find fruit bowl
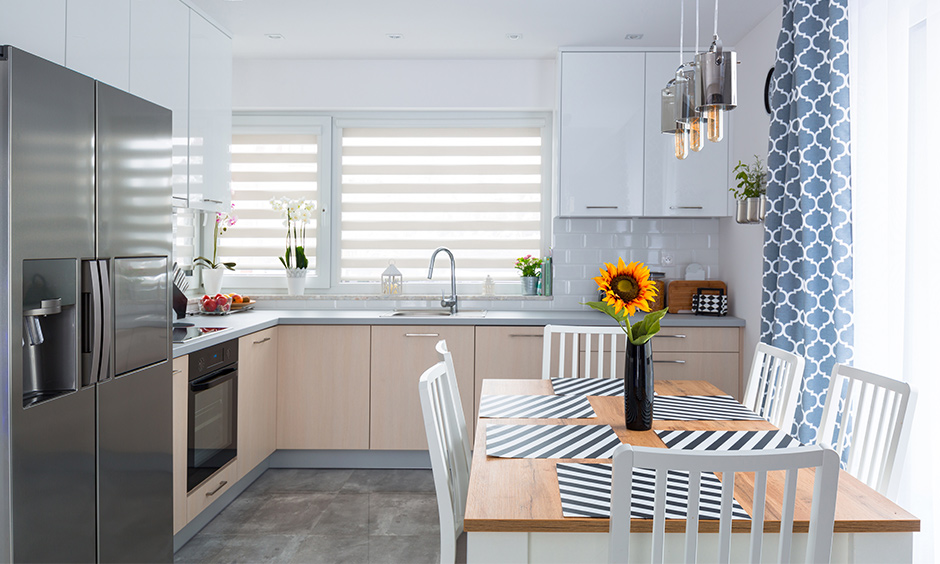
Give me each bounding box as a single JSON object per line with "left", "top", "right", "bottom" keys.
{"left": 200, "top": 293, "right": 232, "bottom": 314}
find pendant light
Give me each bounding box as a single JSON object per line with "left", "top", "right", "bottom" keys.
{"left": 688, "top": 0, "right": 706, "bottom": 152}
{"left": 695, "top": 0, "right": 737, "bottom": 142}
{"left": 672, "top": 0, "right": 691, "bottom": 160}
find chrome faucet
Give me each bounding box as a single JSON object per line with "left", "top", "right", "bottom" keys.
{"left": 427, "top": 247, "right": 458, "bottom": 314}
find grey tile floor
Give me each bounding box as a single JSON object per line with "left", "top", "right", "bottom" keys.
{"left": 175, "top": 468, "right": 466, "bottom": 564}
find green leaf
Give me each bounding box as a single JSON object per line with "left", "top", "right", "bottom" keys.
{"left": 627, "top": 308, "right": 669, "bottom": 345}
{"left": 278, "top": 255, "right": 288, "bottom": 269}
{"left": 295, "top": 246, "right": 308, "bottom": 269}
{"left": 222, "top": 262, "right": 236, "bottom": 271}
{"left": 193, "top": 256, "right": 213, "bottom": 268}
{"left": 583, "top": 301, "right": 629, "bottom": 324}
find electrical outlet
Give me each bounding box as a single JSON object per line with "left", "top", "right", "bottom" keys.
{"left": 661, "top": 252, "right": 675, "bottom": 265}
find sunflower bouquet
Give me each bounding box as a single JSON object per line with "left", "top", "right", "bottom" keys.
{"left": 585, "top": 258, "right": 668, "bottom": 345}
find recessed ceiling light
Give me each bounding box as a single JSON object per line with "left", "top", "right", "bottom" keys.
{"left": 386, "top": 34, "right": 403, "bottom": 40}
{"left": 506, "top": 33, "right": 523, "bottom": 41}
{"left": 265, "top": 33, "right": 284, "bottom": 40}
{"left": 624, "top": 33, "right": 644, "bottom": 40}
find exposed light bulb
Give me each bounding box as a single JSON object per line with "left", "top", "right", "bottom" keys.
{"left": 705, "top": 106, "right": 724, "bottom": 142}
{"left": 674, "top": 127, "right": 690, "bottom": 160}
{"left": 689, "top": 117, "right": 705, "bottom": 152}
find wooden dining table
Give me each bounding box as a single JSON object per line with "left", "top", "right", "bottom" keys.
{"left": 464, "top": 379, "right": 920, "bottom": 564}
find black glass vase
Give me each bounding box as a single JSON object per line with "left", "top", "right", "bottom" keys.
{"left": 624, "top": 340, "right": 654, "bottom": 431}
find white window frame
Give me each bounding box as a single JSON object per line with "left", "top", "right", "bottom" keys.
{"left": 329, "top": 111, "right": 553, "bottom": 294}
{"left": 221, "top": 112, "right": 333, "bottom": 290}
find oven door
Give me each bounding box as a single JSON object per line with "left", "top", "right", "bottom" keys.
{"left": 187, "top": 366, "right": 238, "bottom": 492}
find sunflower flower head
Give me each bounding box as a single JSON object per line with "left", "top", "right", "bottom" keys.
{"left": 593, "top": 258, "right": 658, "bottom": 317}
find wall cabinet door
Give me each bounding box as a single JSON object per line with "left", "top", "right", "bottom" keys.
{"left": 277, "top": 326, "right": 371, "bottom": 449}
{"left": 188, "top": 12, "right": 232, "bottom": 212}
{"left": 65, "top": 0, "right": 130, "bottom": 90}
{"left": 172, "top": 355, "right": 188, "bottom": 534}
{"left": 557, "top": 51, "right": 646, "bottom": 217}
{"left": 129, "top": 0, "right": 190, "bottom": 206}
{"left": 0, "top": 0, "right": 67, "bottom": 65}
{"left": 237, "top": 327, "right": 278, "bottom": 480}
{"left": 370, "top": 326, "right": 474, "bottom": 450}
{"left": 643, "top": 52, "right": 730, "bottom": 217}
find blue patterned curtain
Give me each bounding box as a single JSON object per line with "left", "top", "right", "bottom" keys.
{"left": 762, "top": 0, "right": 853, "bottom": 443}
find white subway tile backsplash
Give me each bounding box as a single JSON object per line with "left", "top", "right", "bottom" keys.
{"left": 585, "top": 234, "right": 615, "bottom": 249}
{"left": 631, "top": 218, "right": 662, "bottom": 234}
{"left": 599, "top": 218, "right": 631, "bottom": 233}
{"left": 646, "top": 234, "right": 678, "bottom": 250}
{"left": 693, "top": 218, "right": 720, "bottom": 234}
{"left": 663, "top": 218, "right": 695, "bottom": 233}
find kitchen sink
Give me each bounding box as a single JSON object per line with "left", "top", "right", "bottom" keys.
{"left": 381, "top": 309, "right": 487, "bottom": 318}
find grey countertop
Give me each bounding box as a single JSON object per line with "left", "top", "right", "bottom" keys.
{"left": 172, "top": 308, "right": 745, "bottom": 358}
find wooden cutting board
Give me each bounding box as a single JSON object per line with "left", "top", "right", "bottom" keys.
{"left": 666, "top": 280, "right": 727, "bottom": 314}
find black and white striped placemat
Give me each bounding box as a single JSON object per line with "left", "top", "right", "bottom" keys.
{"left": 479, "top": 394, "right": 597, "bottom": 419}
{"left": 551, "top": 377, "right": 624, "bottom": 397}
{"left": 656, "top": 429, "right": 801, "bottom": 451}
{"left": 485, "top": 424, "right": 621, "bottom": 459}
{"left": 557, "top": 462, "right": 751, "bottom": 519}
{"left": 653, "top": 395, "right": 764, "bottom": 421}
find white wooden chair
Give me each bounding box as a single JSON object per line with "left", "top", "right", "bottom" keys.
{"left": 817, "top": 363, "right": 915, "bottom": 499}
{"left": 742, "top": 342, "right": 806, "bottom": 433}
{"left": 608, "top": 444, "right": 840, "bottom": 564}
{"left": 418, "top": 340, "right": 472, "bottom": 564}
{"left": 542, "top": 325, "right": 627, "bottom": 379}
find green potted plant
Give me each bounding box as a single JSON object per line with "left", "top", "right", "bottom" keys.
{"left": 515, "top": 254, "right": 541, "bottom": 296}
{"left": 731, "top": 155, "right": 767, "bottom": 224}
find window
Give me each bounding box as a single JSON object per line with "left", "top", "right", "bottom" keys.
{"left": 222, "top": 112, "right": 550, "bottom": 292}
{"left": 220, "top": 115, "right": 331, "bottom": 288}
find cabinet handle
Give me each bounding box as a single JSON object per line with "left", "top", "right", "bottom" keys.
{"left": 510, "top": 334, "right": 542, "bottom": 338}
{"left": 670, "top": 206, "right": 704, "bottom": 210}
{"left": 206, "top": 480, "right": 228, "bottom": 496}
{"left": 585, "top": 206, "right": 618, "bottom": 209}
{"left": 405, "top": 333, "right": 440, "bottom": 338}
{"left": 172, "top": 369, "right": 182, "bottom": 375}
{"left": 203, "top": 198, "right": 224, "bottom": 204}
{"left": 658, "top": 334, "right": 687, "bottom": 339}
{"left": 653, "top": 360, "right": 687, "bottom": 364}
{"left": 253, "top": 337, "right": 271, "bottom": 345}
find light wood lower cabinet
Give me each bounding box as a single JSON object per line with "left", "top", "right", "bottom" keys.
{"left": 186, "top": 459, "right": 237, "bottom": 523}
{"left": 172, "top": 355, "right": 188, "bottom": 535}
{"left": 277, "top": 326, "right": 371, "bottom": 449}
{"left": 370, "top": 325, "right": 474, "bottom": 450}
{"left": 473, "top": 326, "right": 544, "bottom": 424}
{"left": 237, "top": 327, "right": 278, "bottom": 480}
{"left": 652, "top": 327, "right": 742, "bottom": 399}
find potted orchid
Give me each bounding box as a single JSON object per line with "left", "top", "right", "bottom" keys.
{"left": 271, "top": 197, "right": 316, "bottom": 295}
{"left": 194, "top": 204, "right": 237, "bottom": 295}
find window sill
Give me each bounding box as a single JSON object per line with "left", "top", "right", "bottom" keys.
{"left": 229, "top": 293, "right": 554, "bottom": 302}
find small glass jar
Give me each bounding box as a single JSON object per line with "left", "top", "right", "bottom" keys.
{"left": 650, "top": 272, "right": 667, "bottom": 311}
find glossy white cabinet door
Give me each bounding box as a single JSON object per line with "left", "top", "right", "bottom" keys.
{"left": 129, "top": 0, "right": 190, "bottom": 206}
{"left": 188, "top": 12, "right": 232, "bottom": 213}
{"left": 65, "top": 0, "right": 130, "bottom": 90}
{"left": 558, "top": 52, "right": 645, "bottom": 217}
{"left": 643, "top": 52, "right": 730, "bottom": 217}
{"left": 0, "top": 0, "right": 67, "bottom": 65}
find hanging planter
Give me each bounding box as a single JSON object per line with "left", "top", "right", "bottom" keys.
{"left": 731, "top": 156, "right": 767, "bottom": 224}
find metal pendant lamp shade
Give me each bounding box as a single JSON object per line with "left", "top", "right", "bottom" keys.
{"left": 696, "top": 37, "right": 737, "bottom": 110}
{"left": 660, "top": 79, "right": 679, "bottom": 134}
{"left": 675, "top": 63, "right": 697, "bottom": 125}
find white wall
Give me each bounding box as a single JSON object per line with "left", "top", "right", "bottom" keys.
{"left": 233, "top": 58, "right": 555, "bottom": 110}
{"left": 719, "top": 5, "right": 782, "bottom": 369}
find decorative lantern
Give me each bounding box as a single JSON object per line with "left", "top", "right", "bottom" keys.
{"left": 381, "top": 260, "right": 402, "bottom": 295}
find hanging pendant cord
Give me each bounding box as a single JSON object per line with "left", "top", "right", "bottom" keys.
{"left": 713, "top": 0, "right": 719, "bottom": 36}
{"left": 679, "top": 0, "right": 685, "bottom": 65}
{"left": 696, "top": 0, "right": 700, "bottom": 52}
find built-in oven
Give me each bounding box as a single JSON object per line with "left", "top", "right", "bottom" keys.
{"left": 187, "top": 339, "right": 238, "bottom": 492}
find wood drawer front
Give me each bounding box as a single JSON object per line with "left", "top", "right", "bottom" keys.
{"left": 652, "top": 327, "right": 739, "bottom": 353}
{"left": 474, "top": 327, "right": 545, "bottom": 436}
{"left": 186, "top": 459, "right": 237, "bottom": 523}
{"left": 651, "top": 352, "right": 741, "bottom": 399}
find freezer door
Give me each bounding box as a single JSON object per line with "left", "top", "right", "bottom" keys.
{"left": 112, "top": 256, "right": 169, "bottom": 376}
{"left": 97, "top": 361, "right": 173, "bottom": 563}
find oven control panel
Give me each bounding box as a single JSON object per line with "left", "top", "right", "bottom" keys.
{"left": 190, "top": 338, "right": 238, "bottom": 379}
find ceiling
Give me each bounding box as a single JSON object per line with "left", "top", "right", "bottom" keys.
{"left": 187, "top": 0, "right": 781, "bottom": 60}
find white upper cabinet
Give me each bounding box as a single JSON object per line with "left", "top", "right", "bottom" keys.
{"left": 0, "top": 0, "right": 67, "bottom": 64}
{"left": 643, "top": 52, "right": 729, "bottom": 217}
{"left": 188, "top": 12, "right": 232, "bottom": 213}
{"left": 129, "top": 0, "right": 190, "bottom": 205}
{"left": 557, "top": 52, "right": 646, "bottom": 217}
{"left": 65, "top": 0, "right": 130, "bottom": 90}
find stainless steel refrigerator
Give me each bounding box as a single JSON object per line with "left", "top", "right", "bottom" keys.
{"left": 0, "top": 47, "right": 173, "bottom": 562}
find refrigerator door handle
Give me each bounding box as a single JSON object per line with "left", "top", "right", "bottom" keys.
{"left": 97, "top": 260, "right": 112, "bottom": 383}
{"left": 82, "top": 260, "right": 103, "bottom": 388}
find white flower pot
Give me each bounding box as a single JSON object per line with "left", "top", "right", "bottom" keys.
{"left": 203, "top": 267, "right": 225, "bottom": 295}
{"left": 285, "top": 268, "right": 308, "bottom": 296}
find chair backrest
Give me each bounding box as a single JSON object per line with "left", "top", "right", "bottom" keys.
{"left": 418, "top": 340, "right": 472, "bottom": 564}
{"left": 608, "top": 444, "right": 840, "bottom": 564}
{"left": 817, "top": 363, "right": 915, "bottom": 499}
{"left": 542, "top": 325, "right": 627, "bottom": 379}
{"left": 742, "top": 342, "right": 806, "bottom": 432}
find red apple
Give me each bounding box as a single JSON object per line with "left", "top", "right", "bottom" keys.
{"left": 216, "top": 295, "right": 229, "bottom": 307}
{"left": 202, "top": 297, "right": 218, "bottom": 312}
